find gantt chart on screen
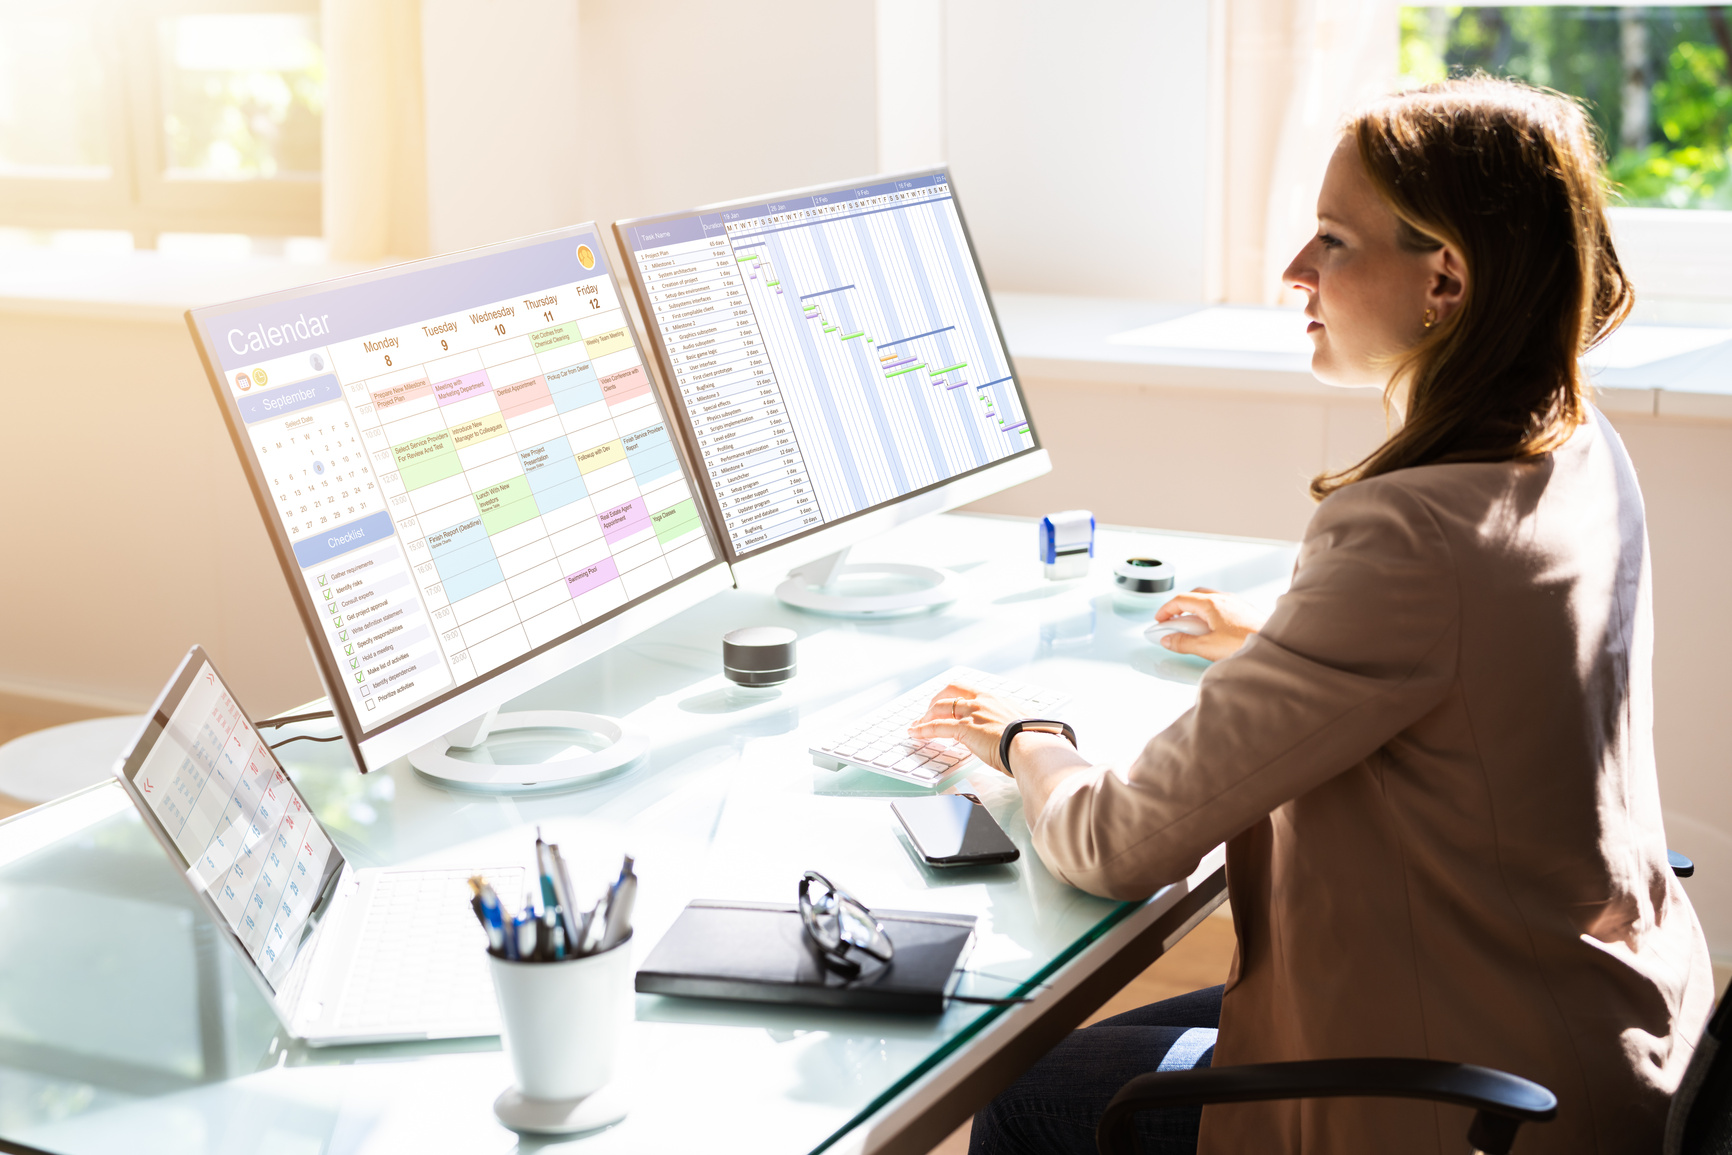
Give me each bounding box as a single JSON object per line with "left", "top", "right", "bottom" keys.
{"left": 199, "top": 236, "right": 713, "bottom": 730}
{"left": 623, "top": 174, "right": 1031, "bottom": 557}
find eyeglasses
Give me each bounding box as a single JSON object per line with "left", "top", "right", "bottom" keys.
{"left": 798, "top": 870, "right": 894, "bottom": 978}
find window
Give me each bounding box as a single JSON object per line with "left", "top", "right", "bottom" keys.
{"left": 1400, "top": 4, "right": 1732, "bottom": 210}
{"left": 0, "top": 0, "right": 322, "bottom": 246}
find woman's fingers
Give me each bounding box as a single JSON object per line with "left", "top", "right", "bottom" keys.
{"left": 916, "top": 683, "right": 982, "bottom": 725}
{"left": 908, "top": 715, "right": 1006, "bottom": 772}
{"left": 1160, "top": 629, "right": 1208, "bottom": 656}
{"left": 908, "top": 716, "right": 967, "bottom": 740}
{"left": 1155, "top": 593, "right": 1221, "bottom": 626}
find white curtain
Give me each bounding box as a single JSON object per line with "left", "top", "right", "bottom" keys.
{"left": 321, "top": 0, "right": 430, "bottom": 261}
{"left": 1220, "top": 0, "right": 1398, "bottom": 304}
{"left": 1260, "top": 0, "right": 1399, "bottom": 303}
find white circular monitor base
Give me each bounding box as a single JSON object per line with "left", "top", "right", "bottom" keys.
{"left": 493, "top": 1082, "right": 628, "bottom": 1135}
{"left": 407, "top": 711, "right": 646, "bottom": 792}
{"left": 775, "top": 562, "right": 961, "bottom": 618}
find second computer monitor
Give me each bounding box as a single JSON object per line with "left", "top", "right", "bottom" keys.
{"left": 615, "top": 168, "right": 1048, "bottom": 597}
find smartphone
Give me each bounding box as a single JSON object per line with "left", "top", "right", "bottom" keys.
{"left": 891, "top": 794, "right": 1021, "bottom": 867}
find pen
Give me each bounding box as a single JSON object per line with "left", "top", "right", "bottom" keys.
{"left": 600, "top": 854, "right": 637, "bottom": 950}
{"left": 548, "top": 843, "right": 577, "bottom": 943}
{"left": 534, "top": 827, "right": 560, "bottom": 913}
{"left": 579, "top": 897, "right": 604, "bottom": 954}
{"left": 470, "top": 876, "right": 507, "bottom": 956}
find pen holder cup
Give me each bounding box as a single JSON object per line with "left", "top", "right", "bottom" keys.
{"left": 489, "top": 934, "right": 633, "bottom": 1103}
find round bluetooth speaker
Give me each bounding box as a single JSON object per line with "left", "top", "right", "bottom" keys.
{"left": 1113, "top": 557, "right": 1176, "bottom": 596}
{"left": 722, "top": 627, "right": 798, "bottom": 687}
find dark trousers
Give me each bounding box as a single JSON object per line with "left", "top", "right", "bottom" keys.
{"left": 968, "top": 984, "right": 1223, "bottom": 1155}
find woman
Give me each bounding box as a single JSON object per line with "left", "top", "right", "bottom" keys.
{"left": 913, "top": 77, "right": 1713, "bottom": 1154}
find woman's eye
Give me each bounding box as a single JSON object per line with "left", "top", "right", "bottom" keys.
{"left": 1318, "top": 232, "right": 1342, "bottom": 249}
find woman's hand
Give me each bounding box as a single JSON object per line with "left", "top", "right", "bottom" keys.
{"left": 907, "top": 681, "right": 1023, "bottom": 775}
{"left": 1155, "top": 587, "right": 1269, "bottom": 662}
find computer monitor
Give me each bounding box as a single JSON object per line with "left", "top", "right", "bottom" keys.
{"left": 614, "top": 168, "right": 1050, "bottom": 615}
{"left": 186, "top": 224, "right": 732, "bottom": 787}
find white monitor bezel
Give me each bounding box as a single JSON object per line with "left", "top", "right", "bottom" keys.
{"left": 186, "top": 223, "right": 733, "bottom": 773}
{"left": 613, "top": 167, "right": 1050, "bottom": 585}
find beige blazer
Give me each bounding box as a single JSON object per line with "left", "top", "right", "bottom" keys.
{"left": 1032, "top": 409, "right": 1713, "bottom": 1153}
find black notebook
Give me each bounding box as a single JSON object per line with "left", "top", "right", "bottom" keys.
{"left": 635, "top": 899, "right": 977, "bottom": 1015}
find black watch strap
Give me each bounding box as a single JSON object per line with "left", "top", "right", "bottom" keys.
{"left": 999, "top": 718, "right": 1078, "bottom": 777}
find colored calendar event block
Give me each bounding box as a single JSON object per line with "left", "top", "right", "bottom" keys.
{"left": 584, "top": 326, "right": 633, "bottom": 360}
{"left": 391, "top": 429, "right": 463, "bottom": 489}
{"left": 476, "top": 477, "right": 540, "bottom": 535}
{"left": 427, "top": 516, "right": 504, "bottom": 603}
{"left": 450, "top": 413, "right": 507, "bottom": 450}
{"left": 600, "top": 364, "right": 650, "bottom": 404}
{"left": 370, "top": 377, "right": 432, "bottom": 414}
{"left": 623, "top": 422, "right": 679, "bottom": 484}
{"left": 565, "top": 557, "right": 619, "bottom": 598}
{"left": 532, "top": 322, "right": 582, "bottom": 355}
{"left": 576, "top": 438, "right": 626, "bottom": 473}
{"left": 652, "top": 499, "right": 701, "bottom": 545}
{"left": 546, "top": 362, "right": 601, "bottom": 412}
{"left": 518, "top": 437, "right": 588, "bottom": 511}
{"left": 599, "top": 499, "right": 650, "bottom": 544}
{"left": 434, "top": 369, "right": 493, "bottom": 407}
{"left": 495, "top": 373, "right": 553, "bottom": 420}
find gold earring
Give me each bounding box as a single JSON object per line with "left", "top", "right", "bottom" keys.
{"left": 1423, "top": 307, "right": 1437, "bottom": 329}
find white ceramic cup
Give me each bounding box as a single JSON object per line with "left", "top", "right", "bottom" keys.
{"left": 488, "top": 936, "right": 632, "bottom": 1102}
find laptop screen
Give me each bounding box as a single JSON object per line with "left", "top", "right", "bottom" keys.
{"left": 119, "top": 650, "right": 344, "bottom": 991}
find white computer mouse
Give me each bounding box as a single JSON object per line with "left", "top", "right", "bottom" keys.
{"left": 1145, "top": 616, "right": 1210, "bottom": 642}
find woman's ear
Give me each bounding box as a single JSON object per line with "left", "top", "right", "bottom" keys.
{"left": 1428, "top": 244, "right": 1468, "bottom": 323}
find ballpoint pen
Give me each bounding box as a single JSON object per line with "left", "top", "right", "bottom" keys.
{"left": 534, "top": 827, "right": 560, "bottom": 913}
{"left": 600, "top": 855, "right": 637, "bottom": 949}
{"left": 548, "top": 843, "right": 578, "bottom": 943}
{"left": 470, "top": 876, "right": 507, "bottom": 956}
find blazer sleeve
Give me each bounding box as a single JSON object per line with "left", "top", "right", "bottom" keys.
{"left": 1030, "top": 477, "right": 1461, "bottom": 900}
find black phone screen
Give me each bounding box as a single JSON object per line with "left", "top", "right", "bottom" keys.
{"left": 892, "top": 794, "right": 1020, "bottom": 866}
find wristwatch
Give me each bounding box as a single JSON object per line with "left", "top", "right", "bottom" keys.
{"left": 998, "top": 718, "right": 1078, "bottom": 777}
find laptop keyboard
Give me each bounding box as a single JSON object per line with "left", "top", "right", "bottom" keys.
{"left": 810, "top": 666, "right": 1069, "bottom": 786}
{"left": 331, "top": 867, "right": 519, "bottom": 1038}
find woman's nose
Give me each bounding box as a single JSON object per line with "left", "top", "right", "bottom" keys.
{"left": 1282, "top": 243, "right": 1320, "bottom": 296}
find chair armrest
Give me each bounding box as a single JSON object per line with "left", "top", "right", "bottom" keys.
{"left": 1096, "top": 1058, "right": 1556, "bottom": 1155}
{"left": 1669, "top": 849, "right": 1695, "bottom": 878}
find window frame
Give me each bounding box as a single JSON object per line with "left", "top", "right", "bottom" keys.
{"left": 1397, "top": 0, "right": 1732, "bottom": 305}
{"left": 0, "top": 0, "right": 321, "bottom": 245}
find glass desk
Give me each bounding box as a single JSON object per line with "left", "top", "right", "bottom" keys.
{"left": 0, "top": 514, "right": 1296, "bottom": 1155}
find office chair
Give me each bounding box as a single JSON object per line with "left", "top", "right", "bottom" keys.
{"left": 1097, "top": 850, "right": 1714, "bottom": 1155}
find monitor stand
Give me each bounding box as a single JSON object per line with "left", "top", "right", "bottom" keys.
{"left": 407, "top": 708, "right": 647, "bottom": 792}
{"left": 774, "top": 546, "right": 961, "bottom": 618}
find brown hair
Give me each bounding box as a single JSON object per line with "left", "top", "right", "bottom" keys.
{"left": 1310, "top": 76, "right": 1633, "bottom": 501}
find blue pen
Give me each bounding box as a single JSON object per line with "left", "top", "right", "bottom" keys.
{"left": 510, "top": 910, "right": 535, "bottom": 961}
{"left": 470, "top": 876, "right": 508, "bottom": 955}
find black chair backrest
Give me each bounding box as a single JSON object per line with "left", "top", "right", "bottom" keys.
{"left": 1668, "top": 990, "right": 1732, "bottom": 1154}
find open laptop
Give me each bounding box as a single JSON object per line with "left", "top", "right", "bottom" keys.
{"left": 114, "top": 646, "right": 519, "bottom": 1046}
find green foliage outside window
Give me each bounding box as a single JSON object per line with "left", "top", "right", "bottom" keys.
{"left": 1400, "top": 6, "right": 1732, "bottom": 209}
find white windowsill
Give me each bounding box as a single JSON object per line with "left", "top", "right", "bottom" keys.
{"left": 992, "top": 293, "right": 1732, "bottom": 421}
{"left": 0, "top": 254, "right": 1725, "bottom": 419}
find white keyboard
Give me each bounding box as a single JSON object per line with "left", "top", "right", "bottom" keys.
{"left": 811, "top": 666, "right": 1069, "bottom": 786}
{"left": 330, "top": 867, "right": 515, "bottom": 1038}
